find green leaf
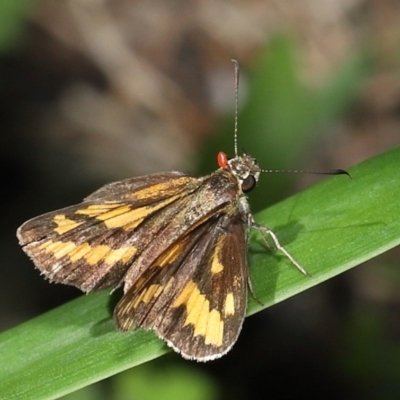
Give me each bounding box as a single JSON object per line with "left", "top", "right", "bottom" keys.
{"left": 248, "top": 145, "right": 400, "bottom": 312}
{"left": 112, "top": 363, "right": 219, "bottom": 400}
{"left": 1, "top": 146, "right": 399, "bottom": 399}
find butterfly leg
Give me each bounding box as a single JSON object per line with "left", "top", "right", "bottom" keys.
{"left": 251, "top": 221, "right": 310, "bottom": 277}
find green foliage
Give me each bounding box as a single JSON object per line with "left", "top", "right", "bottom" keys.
{"left": 62, "top": 361, "right": 219, "bottom": 400}
{"left": 248, "top": 145, "right": 400, "bottom": 312}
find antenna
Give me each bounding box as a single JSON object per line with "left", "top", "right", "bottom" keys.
{"left": 231, "top": 59, "right": 239, "bottom": 157}
{"left": 260, "top": 168, "right": 350, "bottom": 177}
{"left": 230, "top": 60, "right": 350, "bottom": 179}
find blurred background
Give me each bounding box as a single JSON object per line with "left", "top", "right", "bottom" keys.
{"left": 1, "top": 0, "right": 400, "bottom": 399}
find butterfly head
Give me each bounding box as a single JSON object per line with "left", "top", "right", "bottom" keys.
{"left": 217, "top": 151, "right": 261, "bottom": 193}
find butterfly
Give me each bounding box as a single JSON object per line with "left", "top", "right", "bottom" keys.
{"left": 17, "top": 60, "right": 346, "bottom": 361}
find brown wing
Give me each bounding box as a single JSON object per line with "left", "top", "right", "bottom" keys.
{"left": 114, "top": 213, "right": 248, "bottom": 361}
{"left": 16, "top": 173, "right": 199, "bottom": 292}
{"left": 16, "top": 169, "right": 240, "bottom": 295}
{"left": 83, "top": 172, "right": 189, "bottom": 202}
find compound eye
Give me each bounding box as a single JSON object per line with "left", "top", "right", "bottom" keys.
{"left": 242, "top": 175, "right": 256, "bottom": 193}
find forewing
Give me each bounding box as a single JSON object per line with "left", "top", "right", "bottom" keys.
{"left": 17, "top": 173, "right": 199, "bottom": 292}
{"left": 84, "top": 172, "right": 189, "bottom": 202}
{"left": 114, "top": 214, "right": 248, "bottom": 361}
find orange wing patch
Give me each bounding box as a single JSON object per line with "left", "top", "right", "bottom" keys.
{"left": 133, "top": 177, "right": 194, "bottom": 200}
{"left": 210, "top": 235, "right": 226, "bottom": 274}
{"left": 53, "top": 215, "right": 84, "bottom": 235}
{"left": 172, "top": 280, "right": 224, "bottom": 346}
{"left": 75, "top": 197, "right": 180, "bottom": 231}
{"left": 38, "top": 240, "right": 137, "bottom": 266}
{"left": 223, "top": 292, "right": 235, "bottom": 316}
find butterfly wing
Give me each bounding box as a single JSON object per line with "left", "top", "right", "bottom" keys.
{"left": 17, "top": 172, "right": 199, "bottom": 292}
{"left": 18, "top": 167, "right": 249, "bottom": 360}
{"left": 114, "top": 212, "right": 249, "bottom": 361}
